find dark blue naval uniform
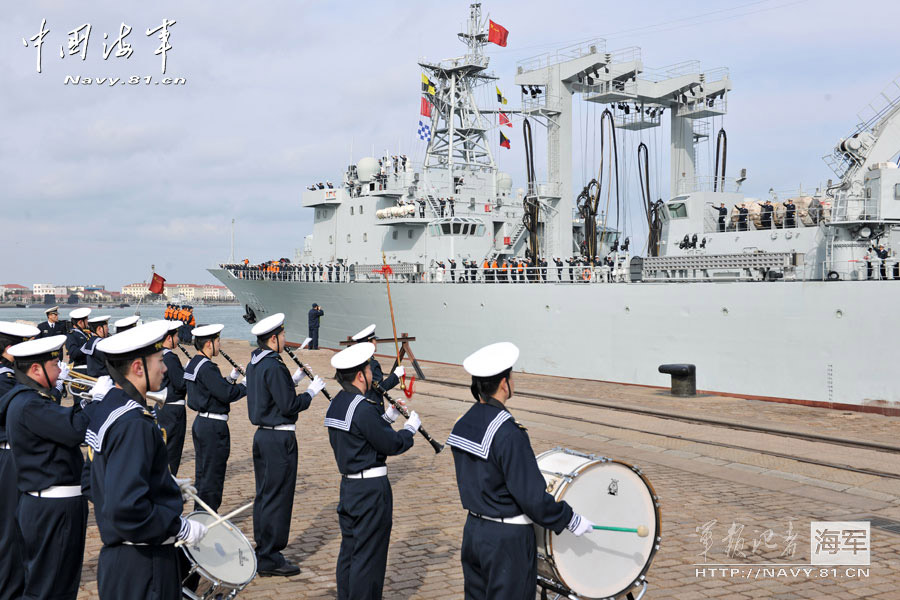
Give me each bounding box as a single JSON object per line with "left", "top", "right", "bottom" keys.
{"left": 185, "top": 354, "right": 247, "bottom": 511}
{"left": 82, "top": 336, "right": 109, "bottom": 378}
{"left": 368, "top": 357, "right": 399, "bottom": 407}
{"left": 246, "top": 348, "right": 314, "bottom": 571}
{"left": 85, "top": 387, "right": 186, "bottom": 600}
{"left": 65, "top": 328, "right": 90, "bottom": 368}
{"left": 0, "top": 381, "right": 89, "bottom": 600}
{"left": 447, "top": 399, "right": 575, "bottom": 600}
{"left": 325, "top": 389, "right": 415, "bottom": 599}
{"left": 37, "top": 320, "right": 66, "bottom": 338}
{"left": 156, "top": 349, "right": 187, "bottom": 475}
{"left": 0, "top": 362, "right": 24, "bottom": 600}
{"left": 308, "top": 307, "right": 324, "bottom": 350}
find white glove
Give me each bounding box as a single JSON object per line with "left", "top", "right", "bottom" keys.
{"left": 172, "top": 476, "right": 197, "bottom": 502}
{"left": 384, "top": 404, "right": 402, "bottom": 423}
{"left": 403, "top": 410, "right": 421, "bottom": 434}
{"left": 91, "top": 376, "right": 115, "bottom": 402}
{"left": 568, "top": 514, "right": 595, "bottom": 537}
{"left": 306, "top": 376, "right": 326, "bottom": 398}
{"left": 292, "top": 366, "right": 306, "bottom": 385}
{"left": 393, "top": 365, "right": 405, "bottom": 379}
{"left": 178, "top": 517, "right": 208, "bottom": 546}
{"left": 227, "top": 367, "right": 240, "bottom": 382}
{"left": 55, "top": 361, "right": 70, "bottom": 391}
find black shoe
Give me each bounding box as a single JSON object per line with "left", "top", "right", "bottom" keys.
{"left": 259, "top": 561, "right": 301, "bottom": 577}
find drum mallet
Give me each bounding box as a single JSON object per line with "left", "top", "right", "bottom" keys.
{"left": 185, "top": 490, "right": 234, "bottom": 532}
{"left": 592, "top": 525, "right": 649, "bottom": 537}
{"left": 175, "top": 501, "right": 254, "bottom": 547}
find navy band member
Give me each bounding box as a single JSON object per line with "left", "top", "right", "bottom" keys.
{"left": 0, "top": 322, "right": 40, "bottom": 600}
{"left": 447, "top": 342, "right": 595, "bottom": 600}
{"left": 156, "top": 320, "right": 188, "bottom": 475}
{"left": 326, "top": 343, "right": 420, "bottom": 600}
{"left": 350, "top": 324, "right": 404, "bottom": 409}
{"left": 113, "top": 314, "right": 140, "bottom": 334}
{"left": 83, "top": 314, "right": 111, "bottom": 377}
{"left": 185, "top": 323, "right": 247, "bottom": 511}
{"left": 37, "top": 306, "right": 66, "bottom": 338}
{"left": 65, "top": 307, "right": 92, "bottom": 370}
{"left": 85, "top": 322, "right": 207, "bottom": 599}
{"left": 0, "top": 335, "right": 89, "bottom": 600}
{"left": 247, "top": 313, "right": 327, "bottom": 576}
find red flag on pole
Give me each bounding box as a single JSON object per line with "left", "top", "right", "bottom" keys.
{"left": 420, "top": 97, "right": 432, "bottom": 118}
{"left": 149, "top": 273, "right": 166, "bottom": 294}
{"left": 499, "top": 111, "right": 512, "bottom": 127}
{"left": 487, "top": 20, "right": 509, "bottom": 47}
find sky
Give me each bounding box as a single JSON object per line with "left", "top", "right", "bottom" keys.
{"left": 2, "top": 0, "right": 899, "bottom": 289}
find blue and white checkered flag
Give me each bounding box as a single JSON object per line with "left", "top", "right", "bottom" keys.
{"left": 417, "top": 120, "right": 431, "bottom": 142}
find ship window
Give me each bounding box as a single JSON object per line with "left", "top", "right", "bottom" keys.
{"left": 359, "top": 205, "right": 364, "bottom": 214}
{"left": 346, "top": 234, "right": 351, "bottom": 243}
{"left": 392, "top": 230, "right": 398, "bottom": 240}
{"left": 363, "top": 233, "right": 368, "bottom": 242}
{"left": 350, "top": 206, "right": 354, "bottom": 215}
{"left": 476, "top": 224, "right": 485, "bottom": 236}
{"left": 441, "top": 223, "right": 452, "bottom": 235}
{"left": 667, "top": 202, "right": 688, "bottom": 219}
{"left": 452, "top": 222, "right": 462, "bottom": 234}
{"left": 895, "top": 183, "right": 900, "bottom": 199}
{"left": 407, "top": 229, "right": 413, "bottom": 239}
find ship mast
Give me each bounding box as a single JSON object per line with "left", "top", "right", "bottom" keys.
{"left": 419, "top": 3, "right": 498, "bottom": 196}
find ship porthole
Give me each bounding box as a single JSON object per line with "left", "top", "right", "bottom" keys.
{"left": 624, "top": 306, "right": 630, "bottom": 313}
{"left": 480, "top": 302, "right": 485, "bottom": 308}
{"left": 545, "top": 305, "right": 550, "bottom": 311}
{"left": 721, "top": 307, "right": 729, "bottom": 316}
{"left": 442, "top": 301, "right": 447, "bottom": 308}
{"left": 835, "top": 309, "right": 843, "bottom": 319}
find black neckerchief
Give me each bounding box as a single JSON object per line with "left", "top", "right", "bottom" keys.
{"left": 482, "top": 396, "right": 509, "bottom": 414}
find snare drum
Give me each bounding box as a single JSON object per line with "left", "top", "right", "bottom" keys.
{"left": 535, "top": 448, "right": 660, "bottom": 599}
{"left": 181, "top": 511, "right": 257, "bottom": 599}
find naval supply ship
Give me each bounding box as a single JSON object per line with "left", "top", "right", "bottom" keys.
{"left": 211, "top": 4, "right": 900, "bottom": 413}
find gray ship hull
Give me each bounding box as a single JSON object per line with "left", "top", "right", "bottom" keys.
{"left": 211, "top": 269, "right": 898, "bottom": 411}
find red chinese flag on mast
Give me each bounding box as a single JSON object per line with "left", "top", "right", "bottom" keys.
{"left": 487, "top": 20, "right": 509, "bottom": 47}
{"left": 149, "top": 273, "right": 166, "bottom": 295}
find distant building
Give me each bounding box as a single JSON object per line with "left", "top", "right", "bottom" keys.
{"left": 33, "top": 283, "right": 68, "bottom": 297}
{"left": 0, "top": 284, "right": 29, "bottom": 302}
{"left": 120, "top": 282, "right": 235, "bottom": 302}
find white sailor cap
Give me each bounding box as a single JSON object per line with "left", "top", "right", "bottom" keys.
{"left": 114, "top": 315, "right": 140, "bottom": 331}
{"left": 250, "top": 313, "right": 285, "bottom": 337}
{"left": 162, "top": 320, "right": 182, "bottom": 332}
{"left": 331, "top": 342, "right": 375, "bottom": 372}
{"left": 351, "top": 324, "right": 376, "bottom": 342}
{"left": 8, "top": 335, "right": 66, "bottom": 364}
{"left": 0, "top": 321, "right": 41, "bottom": 343}
{"left": 97, "top": 321, "right": 169, "bottom": 359}
{"left": 463, "top": 342, "right": 520, "bottom": 378}
{"left": 44, "top": 306, "right": 59, "bottom": 315}
{"left": 89, "top": 315, "right": 111, "bottom": 325}
{"left": 192, "top": 323, "right": 225, "bottom": 339}
{"left": 69, "top": 307, "right": 91, "bottom": 320}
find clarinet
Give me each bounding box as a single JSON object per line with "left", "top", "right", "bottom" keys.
{"left": 284, "top": 347, "right": 333, "bottom": 401}
{"left": 372, "top": 380, "right": 443, "bottom": 454}
{"left": 218, "top": 349, "right": 245, "bottom": 376}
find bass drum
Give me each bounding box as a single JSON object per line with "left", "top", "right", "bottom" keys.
{"left": 535, "top": 448, "right": 661, "bottom": 599}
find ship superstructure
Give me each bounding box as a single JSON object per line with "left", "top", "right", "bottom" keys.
{"left": 212, "top": 4, "right": 900, "bottom": 412}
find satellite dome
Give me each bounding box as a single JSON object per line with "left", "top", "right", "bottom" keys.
{"left": 357, "top": 157, "right": 379, "bottom": 183}
{"left": 497, "top": 172, "right": 513, "bottom": 191}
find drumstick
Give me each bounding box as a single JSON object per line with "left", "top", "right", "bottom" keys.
{"left": 174, "top": 502, "right": 253, "bottom": 547}
{"left": 185, "top": 490, "right": 234, "bottom": 532}
{"left": 592, "top": 525, "right": 649, "bottom": 537}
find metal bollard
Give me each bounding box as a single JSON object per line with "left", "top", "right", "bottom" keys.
{"left": 658, "top": 363, "right": 696, "bottom": 397}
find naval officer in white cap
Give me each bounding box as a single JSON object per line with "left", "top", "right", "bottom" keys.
{"left": 185, "top": 323, "right": 246, "bottom": 511}
{"left": 85, "top": 322, "right": 207, "bottom": 599}
{"left": 65, "top": 307, "right": 92, "bottom": 371}
{"left": 82, "top": 314, "right": 111, "bottom": 377}
{"left": 326, "top": 342, "right": 420, "bottom": 600}
{"left": 37, "top": 306, "right": 65, "bottom": 338}
{"left": 0, "top": 321, "right": 41, "bottom": 599}
{"left": 447, "top": 342, "right": 595, "bottom": 600}
{"left": 247, "top": 313, "right": 327, "bottom": 577}
{"left": 155, "top": 320, "right": 188, "bottom": 475}
{"left": 350, "top": 324, "right": 405, "bottom": 409}
{"left": 0, "top": 335, "right": 89, "bottom": 600}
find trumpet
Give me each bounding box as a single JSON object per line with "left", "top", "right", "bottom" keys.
{"left": 66, "top": 368, "right": 98, "bottom": 383}
{"left": 60, "top": 375, "right": 97, "bottom": 402}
